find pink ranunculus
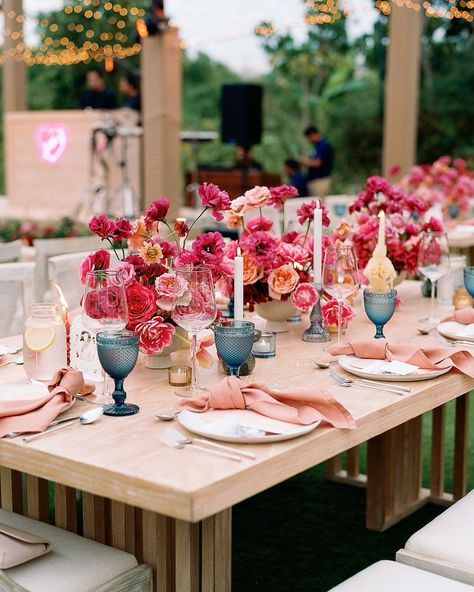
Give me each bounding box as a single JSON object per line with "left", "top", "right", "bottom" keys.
{"left": 144, "top": 198, "right": 171, "bottom": 228}
{"left": 89, "top": 214, "right": 116, "bottom": 239}
{"left": 267, "top": 265, "right": 300, "bottom": 300}
{"left": 268, "top": 185, "right": 298, "bottom": 208}
{"left": 125, "top": 281, "right": 158, "bottom": 329}
{"left": 89, "top": 248, "right": 111, "bottom": 271}
{"left": 110, "top": 261, "right": 136, "bottom": 287}
{"left": 112, "top": 218, "right": 133, "bottom": 240}
{"left": 365, "top": 175, "right": 392, "bottom": 196}
{"left": 239, "top": 231, "right": 278, "bottom": 266}
{"left": 291, "top": 282, "right": 319, "bottom": 313}
{"left": 174, "top": 249, "right": 196, "bottom": 268}
{"left": 243, "top": 215, "right": 273, "bottom": 235}
{"left": 321, "top": 298, "right": 355, "bottom": 327}
{"left": 422, "top": 216, "right": 444, "bottom": 233}
{"left": 276, "top": 242, "right": 310, "bottom": 267}
{"left": 296, "top": 200, "right": 330, "bottom": 227}
{"left": 191, "top": 231, "right": 225, "bottom": 266}
{"left": 230, "top": 195, "right": 247, "bottom": 214}
{"left": 243, "top": 186, "right": 271, "bottom": 209}
{"left": 155, "top": 273, "right": 192, "bottom": 311}
{"left": 199, "top": 182, "right": 232, "bottom": 221}
{"left": 135, "top": 316, "right": 175, "bottom": 355}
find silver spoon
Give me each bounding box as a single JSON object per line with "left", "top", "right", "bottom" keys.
{"left": 314, "top": 357, "right": 337, "bottom": 369}
{"left": 154, "top": 409, "right": 180, "bottom": 421}
{"left": 80, "top": 406, "right": 105, "bottom": 424}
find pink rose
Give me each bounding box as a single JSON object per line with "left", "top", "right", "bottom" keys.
{"left": 244, "top": 186, "right": 271, "bottom": 209}
{"left": 199, "top": 182, "right": 231, "bottom": 221}
{"left": 267, "top": 265, "right": 300, "bottom": 300}
{"left": 155, "top": 273, "right": 192, "bottom": 311}
{"left": 84, "top": 286, "right": 126, "bottom": 320}
{"left": 268, "top": 185, "right": 298, "bottom": 208}
{"left": 125, "top": 281, "right": 158, "bottom": 329}
{"left": 110, "top": 261, "right": 136, "bottom": 287}
{"left": 89, "top": 214, "right": 116, "bottom": 239}
{"left": 135, "top": 316, "right": 175, "bottom": 355}
{"left": 291, "top": 282, "right": 319, "bottom": 313}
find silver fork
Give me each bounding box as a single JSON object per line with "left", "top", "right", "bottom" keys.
{"left": 159, "top": 431, "right": 242, "bottom": 462}
{"left": 435, "top": 333, "right": 474, "bottom": 348}
{"left": 167, "top": 426, "right": 256, "bottom": 460}
{"left": 329, "top": 369, "right": 406, "bottom": 396}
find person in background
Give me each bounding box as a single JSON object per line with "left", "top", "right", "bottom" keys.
{"left": 299, "top": 125, "right": 334, "bottom": 197}
{"left": 284, "top": 158, "right": 308, "bottom": 197}
{"left": 235, "top": 145, "right": 263, "bottom": 171}
{"left": 80, "top": 69, "right": 117, "bottom": 110}
{"left": 119, "top": 74, "right": 141, "bottom": 112}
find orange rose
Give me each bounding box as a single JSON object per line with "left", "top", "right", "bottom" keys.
{"left": 243, "top": 254, "right": 264, "bottom": 285}
{"left": 267, "top": 265, "right": 299, "bottom": 300}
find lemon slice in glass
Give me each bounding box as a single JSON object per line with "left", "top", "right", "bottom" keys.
{"left": 24, "top": 326, "right": 56, "bottom": 352}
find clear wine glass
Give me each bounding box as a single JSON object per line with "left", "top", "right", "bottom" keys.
{"left": 171, "top": 266, "right": 217, "bottom": 397}
{"left": 322, "top": 244, "right": 359, "bottom": 342}
{"left": 82, "top": 269, "right": 129, "bottom": 403}
{"left": 418, "top": 231, "right": 450, "bottom": 328}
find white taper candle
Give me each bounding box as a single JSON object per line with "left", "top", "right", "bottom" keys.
{"left": 313, "top": 204, "right": 322, "bottom": 285}
{"left": 234, "top": 248, "right": 244, "bottom": 321}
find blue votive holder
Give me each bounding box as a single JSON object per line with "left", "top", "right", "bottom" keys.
{"left": 463, "top": 267, "right": 474, "bottom": 302}
{"left": 363, "top": 289, "right": 397, "bottom": 339}
{"left": 252, "top": 331, "right": 276, "bottom": 358}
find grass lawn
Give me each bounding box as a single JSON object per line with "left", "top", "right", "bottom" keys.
{"left": 233, "top": 398, "right": 474, "bottom": 591}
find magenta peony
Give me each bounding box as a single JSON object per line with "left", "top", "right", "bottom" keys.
{"left": 199, "top": 182, "right": 231, "bottom": 221}
{"left": 267, "top": 185, "right": 298, "bottom": 209}
{"left": 239, "top": 231, "right": 278, "bottom": 267}
{"left": 191, "top": 231, "right": 225, "bottom": 265}
{"left": 144, "top": 197, "right": 170, "bottom": 227}
{"left": 89, "top": 215, "right": 116, "bottom": 239}
{"left": 135, "top": 316, "right": 175, "bottom": 355}
{"left": 292, "top": 283, "right": 319, "bottom": 313}
{"left": 112, "top": 218, "right": 133, "bottom": 240}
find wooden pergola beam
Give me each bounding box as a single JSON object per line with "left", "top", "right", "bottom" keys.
{"left": 383, "top": 4, "right": 424, "bottom": 177}
{"left": 2, "top": 0, "right": 27, "bottom": 113}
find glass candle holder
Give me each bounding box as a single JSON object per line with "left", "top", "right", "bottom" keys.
{"left": 252, "top": 331, "right": 276, "bottom": 358}
{"left": 363, "top": 289, "right": 397, "bottom": 339}
{"left": 168, "top": 366, "right": 192, "bottom": 387}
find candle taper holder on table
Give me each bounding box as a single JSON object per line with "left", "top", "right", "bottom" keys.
{"left": 302, "top": 284, "right": 330, "bottom": 343}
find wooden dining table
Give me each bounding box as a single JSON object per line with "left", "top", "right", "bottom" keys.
{"left": 0, "top": 281, "right": 472, "bottom": 592}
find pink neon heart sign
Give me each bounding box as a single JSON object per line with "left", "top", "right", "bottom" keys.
{"left": 35, "top": 124, "right": 69, "bottom": 164}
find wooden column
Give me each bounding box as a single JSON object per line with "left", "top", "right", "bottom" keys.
{"left": 2, "top": 0, "right": 27, "bottom": 113}
{"left": 382, "top": 5, "right": 423, "bottom": 177}
{"left": 141, "top": 27, "right": 182, "bottom": 220}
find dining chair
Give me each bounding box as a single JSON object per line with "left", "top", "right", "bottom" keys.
{"left": 396, "top": 489, "right": 474, "bottom": 585}
{"left": 33, "top": 236, "right": 103, "bottom": 301}
{"left": 324, "top": 195, "right": 355, "bottom": 229}
{"left": 243, "top": 206, "right": 282, "bottom": 235}
{"left": 283, "top": 196, "right": 320, "bottom": 233}
{"left": 0, "top": 262, "right": 35, "bottom": 338}
{"left": 328, "top": 560, "right": 472, "bottom": 591}
{"left": 48, "top": 250, "right": 119, "bottom": 310}
{"left": 0, "top": 240, "right": 22, "bottom": 263}
{"left": 0, "top": 510, "right": 153, "bottom": 592}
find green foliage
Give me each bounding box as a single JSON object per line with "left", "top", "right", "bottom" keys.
{"left": 0, "top": 217, "right": 90, "bottom": 243}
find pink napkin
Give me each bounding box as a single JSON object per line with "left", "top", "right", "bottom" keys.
{"left": 442, "top": 308, "right": 474, "bottom": 324}
{"left": 178, "top": 376, "right": 356, "bottom": 429}
{"left": 329, "top": 339, "right": 474, "bottom": 378}
{"left": 0, "top": 368, "right": 95, "bottom": 438}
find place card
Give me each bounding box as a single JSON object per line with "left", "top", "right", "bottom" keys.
{"left": 351, "top": 359, "right": 419, "bottom": 375}
{"left": 458, "top": 324, "right": 474, "bottom": 337}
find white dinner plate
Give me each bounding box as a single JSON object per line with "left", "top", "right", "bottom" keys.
{"left": 177, "top": 409, "right": 320, "bottom": 444}
{"left": 338, "top": 355, "right": 451, "bottom": 382}
{"left": 437, "top": 321, "right": 474, "bottom": 343}
{"left": 0, "top": 382, "right": 75, "bottom": 409}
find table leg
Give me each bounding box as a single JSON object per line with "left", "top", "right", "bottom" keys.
{"left": 366, "top": 416, "right": 428, "bottom": 531}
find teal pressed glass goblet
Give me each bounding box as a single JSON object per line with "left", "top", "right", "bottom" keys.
{"left": 214, "top": 321, "right": 255, "bottom": 378}
{"left": 464, "top": 267, "right": 474, "bottom": 302}
{"left": 363, "top": 289, "right": 397, "bottom": 339}
{"left": 96, "top": 330, "right": 139, "bottom": 416}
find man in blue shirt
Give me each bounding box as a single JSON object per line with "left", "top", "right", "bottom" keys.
{"left": 299, "top": 125, "right": 334, "bottom": 197}
{"left": 284, "top": 158, "right": 308, "bottom": 197}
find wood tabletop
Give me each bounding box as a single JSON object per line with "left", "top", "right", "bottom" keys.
{"left": 1, "top": 281, "right": 473, "bottom": 523}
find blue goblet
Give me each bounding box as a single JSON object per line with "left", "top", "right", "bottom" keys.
{"left": 214, "top": 321, "right": 255, "bottom": 378}
{"left": 363, "top": 289, "right": 397, "bottom": 339}
{"left": 96, "top": 330, "right": 139, "bottom": 416}
{"left": 464, "top": 267, "right": 474, "bottom": 302}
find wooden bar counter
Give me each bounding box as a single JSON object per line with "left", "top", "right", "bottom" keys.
{"left": 0, "top": 281, "right": 472, "bottom": 591}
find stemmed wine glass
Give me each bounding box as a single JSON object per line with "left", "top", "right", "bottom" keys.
{"left": 417, "top": 231, "right": 450, "bottom": 328}
{"left": 82, "top": 269, "right": 129, "bottom": 403}
{"left": 322, "top": 244, "right": 359, "bottom": 342}
{"left": 214, "top": 321, "right": 255, "bottom": 378}
{"left": 171, "top": 266, "right": 217, "bottom": 397}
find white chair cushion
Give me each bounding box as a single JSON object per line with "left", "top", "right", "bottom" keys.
{"left": 405, "top": 490, "right": 474, "bottom": 570}
{"left": 328, "top": 560, "right": 474, "bottom": 591}
{"left": 1, "top": 510, "right": 138, "bottom": 592}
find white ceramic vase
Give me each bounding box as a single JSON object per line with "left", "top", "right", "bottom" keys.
{"left": 254, "top": 299, "right": 298, "bottom": 333}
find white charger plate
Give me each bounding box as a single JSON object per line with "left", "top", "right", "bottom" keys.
{"left": 0, "top": 382, "right": 75, "bottom": 409}
{"left": 338, "top": 355, "right": 451, "bottom": 382}
{"left": 177, "top": 409, "right": 320, "bottom": 444}
{"left": 437, "top": 321, "right": 474, "bottom": 343}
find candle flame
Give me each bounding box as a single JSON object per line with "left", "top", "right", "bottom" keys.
{"left": 176, "top": 217, "right": 187, "bottom": 223}
{"left": 378, "top": 211, "right": 384, "bottom": 219}
{"left": 237, "top": 247, "right": 242, "bottom": 257}
{"left": 53, "top": 283, "right": 68, "bottom": 311}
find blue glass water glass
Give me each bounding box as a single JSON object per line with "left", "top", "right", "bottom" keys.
{"left": 363, "top": 289, "right": 397, "bottom": 339}
{"left": 214, "top": 321, "right": 255, "bottom": 378}
{"left": 464, "top": 267, "right": 474, "bottom": 302}
{"left": 96, "top": 330, "right": 139, "bottom": 416}
{"left": 448, "top": 203, "right": 460, "bottom": 220}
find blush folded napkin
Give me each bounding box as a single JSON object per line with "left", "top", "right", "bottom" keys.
{"left": 442, "top": 308, "right": 474, "bottom": 325}
{"left": 329, "top": 339, "right": 474, "bottom": 378}
{"left": 0, "top": 368, "right": 95, "bottom": 438}
{"left": 178, "top": 376, "right": 356, "bottom": 429}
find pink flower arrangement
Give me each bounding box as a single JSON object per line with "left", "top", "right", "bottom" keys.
{"left": 82, "top": 183, "right": 233, "bottom": 356}
{"left": 400, "top": 156, "right": 474, "bottom": 215}
{"left": 321, "top": 298, "right": 355, "bottom": 327}
{"left": 227, "top": 184, "right": 299, "bottom": 223}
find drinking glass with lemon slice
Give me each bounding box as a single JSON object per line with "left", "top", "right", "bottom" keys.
{"left": 23, "top": 303, "right": 67, "bottom": 383}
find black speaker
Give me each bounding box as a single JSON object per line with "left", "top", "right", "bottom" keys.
{"left": 221, "top": 84, "right": 263, "bottom": 148}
